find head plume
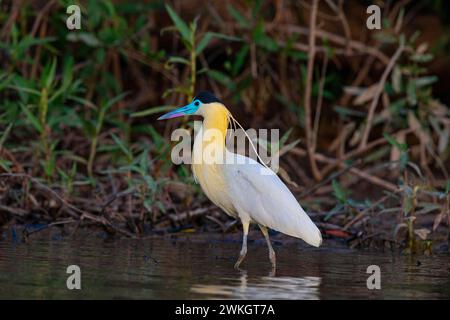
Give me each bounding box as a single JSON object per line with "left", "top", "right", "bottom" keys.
{"left": 194, "top": 91, "right": 222, "bottom": 104}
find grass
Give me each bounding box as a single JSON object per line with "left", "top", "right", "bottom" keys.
{"left": 0, "top": 0, "right": 449, "bottom": 253}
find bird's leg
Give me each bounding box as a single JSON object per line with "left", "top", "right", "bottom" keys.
{"left": 234, "top": 221, "right": 249, "bottom": 269}
{"left": 259, "top": 225, "right": 276, "bottom": 270}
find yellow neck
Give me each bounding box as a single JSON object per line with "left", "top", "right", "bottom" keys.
{"left": 191, "top": 103, "right": 233, "bottom": 214}
{"left": 192, "top": 102, "right": 229, "bottom": 166}
{"left": 201, "top": 102, "right": 229, "bottom": 146}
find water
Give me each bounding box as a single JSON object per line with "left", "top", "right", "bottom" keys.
{"left": 0, "top": 230, "right": 448, "bottom": 299}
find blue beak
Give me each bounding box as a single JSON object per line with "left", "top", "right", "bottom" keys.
{"left": 157, "top": 103, "right": 197, "bottom": 120}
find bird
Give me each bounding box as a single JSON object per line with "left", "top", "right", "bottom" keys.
{"left": 158, "top": 91, "right": 322, "bottom": 270}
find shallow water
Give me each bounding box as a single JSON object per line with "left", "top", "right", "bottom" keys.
{"left": 0, "top": 229, "right": 448, "bottom": 299}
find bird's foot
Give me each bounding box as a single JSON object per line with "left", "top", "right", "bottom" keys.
{"left": 234, "top": 254, "right": 246, "bottom": 270}
{"left": 269, "top": 266, "right": 276, "bottom": 277}
{"left": 234, "top": 259, "right": 243, "bottom": 270}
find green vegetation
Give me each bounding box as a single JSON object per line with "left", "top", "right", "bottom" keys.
{"left": 0, "top": 1, "right": 449, "bottom": 253}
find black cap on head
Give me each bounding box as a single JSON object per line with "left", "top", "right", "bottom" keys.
{"left": 194, "top": 91, "right": 221, "bottom": 104}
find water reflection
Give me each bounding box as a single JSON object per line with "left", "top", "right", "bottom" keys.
{"left": 0, "top": 229, "right": 448, "bottom": 299}
{"left": 191, "top": 272, "right": 321, "bottom": 299}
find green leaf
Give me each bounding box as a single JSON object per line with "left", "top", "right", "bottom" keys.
{"left": 103, "top": 91, "right": 130, "bottom": 111}
{"left": 13, "top": 36, "right": 56, "bottom": 57}
{"left": 286, "top": 50, "right": 308, "bottom": 61}
{"left": 384, "top": 133, "right": 408, "bottom": 151}
{"left": 41, "top": 58, "right": 57, "bottom": 90}
{"left": 253, "top": 22, "right": 278, "bottom": 51}
{"left": 403, "top": 196, "right": 413, "bottom": 215}
{"left": 138, "top": 149, "right": 150, "bottom": 173}
{"left": 0, "top": 158, "right": 12, "bottom": 172}
{"left": 131, "top": 105, "right": 175, "bottom": 118}
{"left": 251, "top": 0, "right": 264, "bottom": 19}
{"left": 0, "top": 123, "right": 13, "bottom": 149}
{"left": 374, "top": 32, "right": 397, "bottom": 44}
{"left": 407, "top": 80, "right": 417, "bottom": 105}
{"left": 196, "top": 32, "right": 242, "bottom": 55}
{"left": 66, "top": 32, "right": 102, "bottom": 47}
{"left": 67, "top": 95, "right": 97, "bottom": 110}
{"left": 165, "top": 4, "right": 190, "bottom": 43}
{"left": 111, "top": 133, "right": 133, "bottom": 161}
{"left": 62, "top": 56, "right": 75, "bottom": 89}
{"left": 0, "top": 72, "right": 12, "bottom": 91}
{"left": 206, "top": 70, "right": 236, "bottom": 90}
{"left": 414, "top": 76, "right": 438, "bottom": 88}
{"left": 196, "top": 33, "right": 214, "bottom": 55}
{"left": 227, "top": 5, "right": 249, "bottom": 28}
{"left": 324, "top": 203, "right": 344, "bottom": 221}
{"left": 332, "top": 179, "right": 347, "bottom": 203}
{"left": 101, "top": 0, "right": 116, "bottom": 16}
{"left": 20, "top": 104, "right": 42, "bottom": 133}
{"left": 392, "top": 66, "right": 402, "bottom": 93}
{"left": 279, "top": 128, "right": 293, "bottom": 148}
{"left": 389, "top": 98, "right": 407, "bottom": 116}
{"left": 334, "top": 106, "right": 367, "bottom": 118}
{"left": 232, "top": 44, "right": 249, "bottom": 76}
{"left": 7, "top": 84, "right": 40, "bottom": 96}
{"left": 167, "top": 56, "right": 190, "bottom": 65}
{"left": 410, "top": 53, "right": 433, "bottom": 63}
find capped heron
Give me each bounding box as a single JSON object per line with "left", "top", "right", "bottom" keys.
{"left": 158, "top": 91, "right": 322, "bottom": 270}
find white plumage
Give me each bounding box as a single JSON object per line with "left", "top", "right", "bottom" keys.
{"left": 223, "top": 152, "right": 322, "bottom": 247}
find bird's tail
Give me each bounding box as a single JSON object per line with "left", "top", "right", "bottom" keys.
{"left": 303, "top": 224, "right": 322, "bottom": 247}
{"left": 296, "top": 215, "right": 322, "bottom": 247}
{"left": 282, "top": 206, "right": 322, "bottom": 247}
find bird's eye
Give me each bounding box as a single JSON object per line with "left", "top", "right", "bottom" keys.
{"left": 194, "top": 101, "right": 200, "bottom": 107}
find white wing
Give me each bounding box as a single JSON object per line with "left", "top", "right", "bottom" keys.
{"left": 224, "top": 152, "right": 322, "bottom": 247}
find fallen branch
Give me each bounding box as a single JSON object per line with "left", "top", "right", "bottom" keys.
{"left": 168, "top": 206, "right": 215, "bottom": 223}
{"left": 290, "top": 147, "right": 398, "bottom": 192}
{"left": 23, "top": 219, "right": 77, "bottom": 240}
{"left": 0, "top": 173, "right": 85, "bottom": 216}
{"left": 0, "top": 204, "right": 28, "bottom": 216}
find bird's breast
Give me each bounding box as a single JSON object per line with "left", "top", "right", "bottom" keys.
{"left": 192, "top": 126, "right": 236, "bottom": 217}
{"left": 192, "top": 162, "right": 236, "bottom": 217}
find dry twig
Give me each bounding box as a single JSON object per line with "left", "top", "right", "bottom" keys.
{"left": 359, "top": 44, "right": 404, "bottom": 149}
{"left": 304, "top": 0, "right": 322, "bottom": 181}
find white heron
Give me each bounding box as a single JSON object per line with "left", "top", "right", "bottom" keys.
{"left": 158, "top": 91, "right": 322, "bottom": 270}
